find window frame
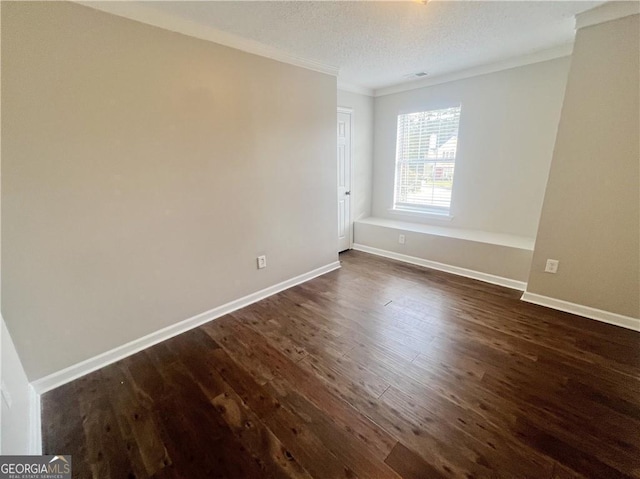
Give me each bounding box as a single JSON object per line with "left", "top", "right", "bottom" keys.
{"left": 392, "top": 106, "right": 462, "bottom": 217}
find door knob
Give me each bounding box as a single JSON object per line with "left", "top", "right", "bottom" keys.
{"left": 345, "top": 191, "right": 351, "bottom": 196}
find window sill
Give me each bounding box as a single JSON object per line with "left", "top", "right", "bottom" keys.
{"left": 388, "top": 208, "right": 454, "bottom": 222}
{"left": 357, "top": 217, "right": 535, "bottom": 250}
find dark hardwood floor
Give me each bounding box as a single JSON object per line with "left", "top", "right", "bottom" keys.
{"left": 42, "top": 250, "right": 640, "bottom": 479}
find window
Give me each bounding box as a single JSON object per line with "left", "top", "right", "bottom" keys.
{"left": 393, "top": 106, "right": 462, "bottom": 215}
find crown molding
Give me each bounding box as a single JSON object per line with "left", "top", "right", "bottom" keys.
{"left": 337, "top": 81, "right": 374, "bottom": 97}
{"left": 374, "top": 43, "right": 573, "bottom": 97}
{"left": 576, "top": 1, "right": 640, "bottom": 30}
{"left": 75, "top": 1, "right": 340, "bottom": 77}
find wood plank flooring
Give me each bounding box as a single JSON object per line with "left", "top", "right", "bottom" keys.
{"left": 41, "top": 250, "right": 640, "bottom": 479}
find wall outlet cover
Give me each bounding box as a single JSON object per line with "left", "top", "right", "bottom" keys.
{"left": 545, "top": 259, "right": 559, "bottom": 274}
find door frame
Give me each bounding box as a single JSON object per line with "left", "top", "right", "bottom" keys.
{"left": 337, "top": 106, "right": 354, "bottom": 251}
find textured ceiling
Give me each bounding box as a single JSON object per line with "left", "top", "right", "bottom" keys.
{"left": 137, "top": 1, "right": 603, "bottom": 91}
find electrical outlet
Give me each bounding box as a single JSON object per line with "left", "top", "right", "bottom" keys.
{"left": 398, "top": 234, "right": 406, "bottom": 245}
{"left": 545, "top": 259, "right": 559, "bottom": 274}
{"left": 257, "top": 255, "right": 267, "bottom": 269}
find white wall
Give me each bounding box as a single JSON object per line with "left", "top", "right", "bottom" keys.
{"left": 372, "top": 57, "right": 570, "bottom": 238}
{"left": 2, "top": 2, "right": 337, "bottom": 381}
{"left": 354, "top": 219, "right": 533, "bottom": 283}
{"left": 527, "top": 13, "right": 639, "bottom": 318}
{"left": 337, "top": 89, "right": 374, "bottom": 223}
{"left": 0, "top": 316, "right": 36, "bottom": 454}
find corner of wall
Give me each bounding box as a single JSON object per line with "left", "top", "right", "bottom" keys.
{"left": 0, "top": 316, "right": 41, "bottom": 454}
{"left": 337, "top": 89, "right": 375, "bottom": 222}
{"left": 526, "top": 13, "right": 640, "bottom": 322}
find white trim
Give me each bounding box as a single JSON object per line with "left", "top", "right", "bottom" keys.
{"left": 356, "top": 217, "right": 535, "bottom": 251}
{"left": 75, "top": 1, "right": 339, "bottom": 77}
{"left": 337, "top": 81, "right": 374, "bottom": 97}
{"left": 29, "top": 386, "right": 42, "bottom": 455}
{"left": 337, "top": 107, "right": 354, "bottom": 251}
{"left": 374, "top": 44, "right": 573, "bottom": 97}
{"left": 31, "top": 261, "right": 341, "bottom": 394}
{"left": 520, "top": 292, "right": 640, "bottom": 332}
{"left": 352, "top": 243, "right": 527, "bottom": 291}
{"left": 576, "top": 2, "right": 640, "bottom": 30}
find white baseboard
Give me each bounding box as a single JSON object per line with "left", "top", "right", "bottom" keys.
{"left": 31, "top": 261, "right": 341, "bottom": 395}
{"left": 29, "top": 386, "right": 42, "bottom": 454}
{"left": 352, "top": 243, "right": 527, "bottom": 291}
{"left": 521, "top": 292, "right": 640, "bottom": 332}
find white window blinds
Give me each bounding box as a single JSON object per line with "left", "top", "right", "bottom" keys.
{"left": 393, "top": 106, "right": 461, "bottom": 214}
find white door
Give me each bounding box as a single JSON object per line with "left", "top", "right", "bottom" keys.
{"left": 337, "top": 109, "right": 352, "bottom": 252}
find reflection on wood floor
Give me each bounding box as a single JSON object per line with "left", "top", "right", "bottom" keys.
{"left": 42, "top": 250, "right": 640, "bottom": 478}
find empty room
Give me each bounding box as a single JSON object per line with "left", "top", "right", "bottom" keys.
{"left": 1, "top": 0, "right": 639, "bottom": 478}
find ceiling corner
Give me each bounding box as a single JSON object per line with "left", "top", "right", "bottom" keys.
{"left": 74, "top": 0, "right": 340, "bottom": 77}
{"left": 337, "top": 81, "right": 374, "bottom": 97}
{"left": 575, "top": 1, "right": 640, "bottom": 30}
